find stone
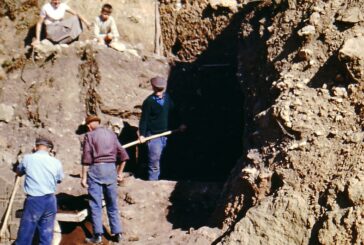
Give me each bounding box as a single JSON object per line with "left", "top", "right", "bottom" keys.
{"left": 0, "top": 67, "right": 6, "bottom": 80}
{"left": 298, "top": 25, "right": 316, "bottom": 37}
{"left": 309, "top": 12, "right": 321, "bottom": 26}
{"left": 209, "top": 0, "right": 238, "bottom": 12}
{"left": 347, "top": 176, "right": 364, "bottom": 205}
{"left": 0, "top": 104, "right": 14, "bottom": 123}
{"left": 339, "top": 37, "right": 364, "bottom": 84}
{"left": 336, "top": 7, "right": 363, "bottom": 24}
{"left": 332, "top": 87, "right": 347, "bottom": 98}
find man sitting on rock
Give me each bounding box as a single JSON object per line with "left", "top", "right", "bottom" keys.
{"left": 15, "top": 137, "right": 64, "bottom": 245}
{"left": 94, "top": 4, "right": 120, "bottom": 46}
{"left": 81, "top": 115, "right": 129, "bottom": 244}
{"left": 32, "top": 0, "right": 91, "bottom": 46}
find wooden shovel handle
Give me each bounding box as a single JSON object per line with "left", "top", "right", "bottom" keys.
{"left": 123, "top": 130, "right": 174, "bottom": 149}
{"left": 0, "top": 176, "right": 21, "bottom": 239}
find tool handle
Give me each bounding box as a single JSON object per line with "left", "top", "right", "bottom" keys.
{"left": 123, "top": 130, "right": 174, "bottom": 149}
{"left": 0, "top": 176, "right": 21, "bottom": 239}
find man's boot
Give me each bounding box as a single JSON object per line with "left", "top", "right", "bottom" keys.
{"left": 85, "top": 234, "right": 102, "bottom": 244}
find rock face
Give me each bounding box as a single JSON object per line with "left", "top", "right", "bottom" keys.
{"left": 157, "top": 0, "right": 364, "bottom": 244}
{"left": 160, "top": 0, "right": 239, "bottom": 61}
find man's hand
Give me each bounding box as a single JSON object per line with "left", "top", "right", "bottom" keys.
{"left": 81, "top": 177, "right": 88, "bottom": 188}
{"left": 31, "top": 39, "right": 40, "bottom": 47}
{"left": 139, "top": 136, "right": 146, "bottom": 144}
{"left": 117, "top": 174, "right": 123, "bottom": 184}
{"left": 106, "top": 34, "right": 113, "bottom": 42}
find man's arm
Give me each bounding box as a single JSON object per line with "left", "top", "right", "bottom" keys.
{"left": 116, "top": 161, "right": 126, "bottom": 183}
{"left": 115, "top": 135, "right": 129, "bottom": 182}
{"left": 139, "top": 98, "right": 151, "bottom": 142}
{"left": 81, "top": 165, "right": 89, "bottom": 188}
{"left": 16, "top": 162, "right": 26, "bottom": 177}
{"left": 110, "top": 17, "right": 120, "bottom": 39}
{"left": 81, "top": 134, "right": 92, "bottom": 188}
{"left": 56, "top": 161, "right": 64, "bottom": 184}
{"left": 32, "top": 16, "right": 45, "bottom": 46}
{"left": 66, "top": 8, "right": 91, "bottom": 28}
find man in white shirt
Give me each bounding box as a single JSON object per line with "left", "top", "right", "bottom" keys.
{"left": 32, "top": 0, "right": 90, "bottom": 45}
{"left": 94, "top": 4, "right": 120, "bottom": 45}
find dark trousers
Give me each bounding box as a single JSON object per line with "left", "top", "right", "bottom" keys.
{"left": 16, "top": 194, "right": 57, "bottom": 245}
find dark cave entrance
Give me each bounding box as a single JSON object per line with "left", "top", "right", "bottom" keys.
{"left": 163, "top": 61, "right": 244, "bottom": 181}
{"left": 120, "top": 8, "right": 246, "bottom": 182}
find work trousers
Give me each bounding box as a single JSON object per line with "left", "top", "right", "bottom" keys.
{"left": 16, "top": 194, "right": 57, "bottom": 245}
{"left": 87, "top": 163, "right": 122, "bottom": 235}
{"left": 147, "top": 136, "right": 167, "bottom": 180}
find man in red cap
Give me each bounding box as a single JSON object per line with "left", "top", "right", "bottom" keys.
{"left": 139, "top": 76, "right": 186, "bottom": 180}
{"left": 81, "top": 115, "right": 129, "bottom": 244}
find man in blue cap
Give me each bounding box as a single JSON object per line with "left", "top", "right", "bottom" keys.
{"left": 15, "top": 136, "right": 64, "bottom": 245}
{"left": 139, "top": 76, "right": 186, "bottom": 180}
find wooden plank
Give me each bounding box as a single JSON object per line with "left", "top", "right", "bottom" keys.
{"left": 56, "top": 209, "right": 88, "bottom": 222}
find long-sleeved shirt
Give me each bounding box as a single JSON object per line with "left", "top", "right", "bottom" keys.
{"left": 17, "top": 150, "right": 64, "bottom": 196}
{"left": 139, "top": 93, "right": 174, "bottom": 136}
{"left": 82, "top": 127, "right": 129, "bottom": 165}
{"left": 94, "top": 15, "right": 119, "bottom": 39}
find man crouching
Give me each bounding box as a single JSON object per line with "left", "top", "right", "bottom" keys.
{"left": 81, "top": 115, "right": 129, "bottom": 244}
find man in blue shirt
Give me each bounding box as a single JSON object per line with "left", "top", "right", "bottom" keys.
{"left": 15, "top": 137, "right": 63, "bottom": 245}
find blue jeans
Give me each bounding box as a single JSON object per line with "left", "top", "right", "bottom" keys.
{"left": 87, "top": 163, "right": 122, "bottom": 235}
{"left": 147, "top": 136, "right": 167, "bottom": 180}
{"left": 16, "top": 194, "right": 57, "bottom": 245}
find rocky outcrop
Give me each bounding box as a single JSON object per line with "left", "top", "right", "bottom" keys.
{"left": 219, "top": 189, "right": 313, "bottom": 245}
{"left": 202, "top": 0, "right": 364, "bottom": 244}
{"left": 159, "top": 0, "right": 240, "bottom": 61}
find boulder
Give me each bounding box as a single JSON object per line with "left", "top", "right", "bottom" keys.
{"left": 336, "top": 7, "right": 363, "bottom": 24}
{"left": 347, "top": 175, "right": 364, "bottom": 206}
{"left": 0, "top": 104, "right": 14, "bottom": 123}
{"left": 209, "top": 0, "right": 239, "bottom": 12}
{"left": 219, "top": 189, "right": 312, "bottom": 245}
{"left": 339, "top": 37, "right": 364, "bottom": 84}
{"left": 298, "top": 25, "right": 316, "bottom": 37}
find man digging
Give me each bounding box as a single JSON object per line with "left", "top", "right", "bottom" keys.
{"left": 81, "top": 115, "right": 129, "bottom": 244}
